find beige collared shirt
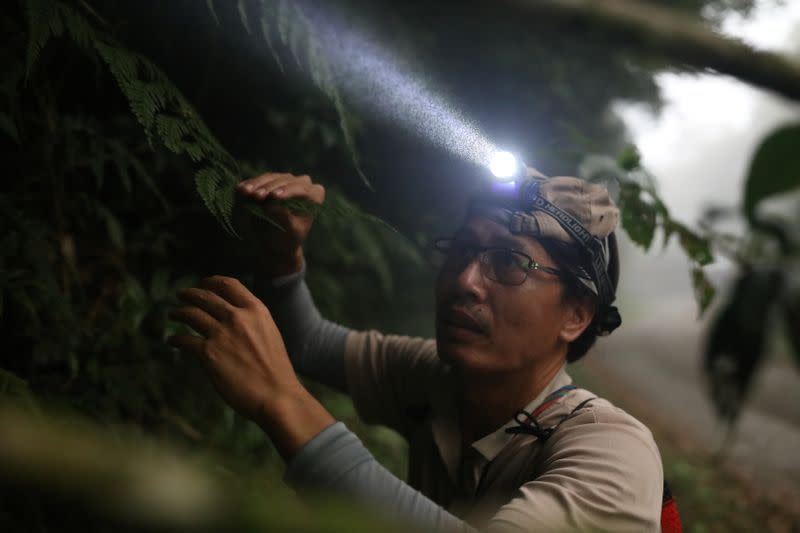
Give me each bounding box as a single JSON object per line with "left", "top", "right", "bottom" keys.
{"left": 344, "top": 330, "right": 663, "bottom": 532}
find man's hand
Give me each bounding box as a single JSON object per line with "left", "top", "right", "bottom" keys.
{"left": 168, "top": 276, "right": 334, "bottom": 459}
{"left": 237, "top": 173, "right": 325, "bottom": 277}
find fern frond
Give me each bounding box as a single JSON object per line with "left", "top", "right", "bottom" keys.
{"left": 258, "top": 2, "right": 285, "bottom": 74}
{"left": 247, "top": 0, "right": 370, "bottom": 186}
{"left": 92, "top": 34, "right": 241, "bottom": 231}
{"left": 237, "top": 0, "right": 253, "bottom": 34}
{"left": 21, "top": 0, "right": 244, "bottom": 233}
{"left": 61, "top": 5, "right": 94, "bottom": 50}
{"left": 206, "top": 0, "right": 221, "bottom": 26}
{"left": 25, "top": 0, "right": 64, "bottom": 77}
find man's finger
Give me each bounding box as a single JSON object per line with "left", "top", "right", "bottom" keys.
{"left": 272, "top": 182, "right": 325, "bottom": 204}
{"left": 237, "top": 172, "right": 292, "bottom": 193}
{"left": 177, "top": 287, "right": 234, "bottom": 322}
{"left": 169, "top": 306, "right": 218, "bottom": 337}
{"left": 167, "top": 334, "right": 205, "bottom": 357}
{"left": 200, "top": 276, "right": 256, "bottom": 308}
{"left": 254, "top": 175, "right": 311, "bottom": 200}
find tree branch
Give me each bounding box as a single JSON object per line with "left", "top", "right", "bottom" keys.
{"left": 505, "top": 0, "right": 800, "bottom": 102}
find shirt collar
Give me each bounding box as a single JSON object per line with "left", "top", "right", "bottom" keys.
{"left": 430, "top": 365, "right": 573, "bottom": 482}
{"left": 470, "top": 365, "right": 573, "bottom": 462}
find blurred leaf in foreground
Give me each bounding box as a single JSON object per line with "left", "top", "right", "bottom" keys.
{"left": 704, "top": 269, "right": 782, "bottom": 422}
{"left": 744, "top": 123, "right": 800, "bottom": 223}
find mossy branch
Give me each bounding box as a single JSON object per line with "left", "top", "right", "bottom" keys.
{"left": 507, "top": 0, "right": 800, "bottom": 102}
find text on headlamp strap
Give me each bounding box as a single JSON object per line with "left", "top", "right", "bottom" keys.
{"left": 526, "top": 195, "right": 615, "bottom": 304}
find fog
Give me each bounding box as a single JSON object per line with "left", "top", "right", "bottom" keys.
{"left": 593, "top": 0, "right": 800, "bottom": 506}
{"left": 614, "top": 0, "right": 800, "bottom": 310}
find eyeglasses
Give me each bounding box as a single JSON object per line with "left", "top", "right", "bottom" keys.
{"left": 433, "top": 238, "right": 562, "bottom": 286}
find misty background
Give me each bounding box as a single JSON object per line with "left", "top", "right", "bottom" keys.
{"left": 599, "top": 0, "right": 800, "bottom": 508}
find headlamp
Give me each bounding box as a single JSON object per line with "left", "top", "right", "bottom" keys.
{"left": 488, "top": 150, "right": 524, "bottom": 182}
{"left": 482, "top": 157, "right": 617, "bottom": 309}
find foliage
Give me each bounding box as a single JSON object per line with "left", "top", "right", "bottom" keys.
{"left": 701, "top": 123, "right": 800, "bottom": 423}
{"left": 743, "top": 124, "right": 800, "bottom": 222}
{"left": 2, "top": 1, "right": 415, "bottom": 529}
{"left": 579, "top": 147, "right": 716, "bottom": 313}
{"left": 1, "top": 0, "right": 799, "bottom": 528}
{"left": 213, "top": 0, "right": 369, "bottom": 186}
{"left": 24, "top": 0, "right": 242, "bottom": 233}
{"left": 580, "top": 124, "right": 799, "bottom": 425}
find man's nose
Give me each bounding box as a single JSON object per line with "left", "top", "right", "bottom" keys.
{"left": 453, "top": 255, "right": 488, "bottom": 301}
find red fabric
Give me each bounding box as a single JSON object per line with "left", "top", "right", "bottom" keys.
{"left": 661, "top": 498, "right": 683, "bottom": 533}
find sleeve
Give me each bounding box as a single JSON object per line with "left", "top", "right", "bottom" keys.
{"left": 487, "top": 408, "right": 664, "bottom": 533}
{"left": 285, "top": 421, "right": 476, "bottom": 533}
{"left": 343, "top": 330, "right": 442, "bottom": 437}
{"left": 253, "top": 263, "right": 351, "bottom": 393}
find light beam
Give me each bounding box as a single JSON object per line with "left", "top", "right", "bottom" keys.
{"left": 302, "top": 5, "right": 500, "bottom": 170}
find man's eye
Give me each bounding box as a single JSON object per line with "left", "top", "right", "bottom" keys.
{"left": 492, "top": 251, "right": 520, "bottom": 270}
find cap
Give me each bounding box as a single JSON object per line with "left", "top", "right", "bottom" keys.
{"left": 470, "top": 168, "right": 622, "bottom": 335}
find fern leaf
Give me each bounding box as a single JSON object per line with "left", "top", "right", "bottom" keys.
{"left": 237, "top": 0, "right": 252, "bottom": 34}
{"left": 206, "top": 0, "right": 221, "bottom": 26}
{"left": 252, "top": 0, "right": 370, "bottom": 187}
{"left": 259, "top": 3, "right": 285, "bottom": 74}
{"left": 24, "top": 0, "right": 62, "bottom": 78}
{"left": 61, "top": 5, "right": 94, "bottom": 50}
{"left": 275, "top": 0, "right": 291, "bottom": 50}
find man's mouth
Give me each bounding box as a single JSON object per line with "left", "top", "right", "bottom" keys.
{"left": 438, "top": 307, "right": 488, "bottom": 337}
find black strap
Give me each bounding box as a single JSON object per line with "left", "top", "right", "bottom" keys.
{"left": 505, "top": 397, "right": 597, "bottom": 443}
{"left": 524, "top": 190, "right": 615, "bottom": 305}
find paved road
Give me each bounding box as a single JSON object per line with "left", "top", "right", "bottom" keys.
{"left": 581, "top": 296, "right": 800, "bottom": 511}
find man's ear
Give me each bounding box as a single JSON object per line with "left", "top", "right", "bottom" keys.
{"left": 558, "top": 298, "right": 595, "bottom": 343}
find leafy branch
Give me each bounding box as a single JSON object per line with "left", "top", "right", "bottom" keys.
{"left": 701, "top": 123, "right": 800, "bottom": 424}
{"left": 580, "top": 146, "right": 717, "bottom": 313}
{"left": 505, "top": 0, "right": 800, "bottom": 103}
{"left": 216, "top": 0, "right": 370, "bottom": 186}
{"left": 25, "top": 0, "right": 242, "bottom": 233}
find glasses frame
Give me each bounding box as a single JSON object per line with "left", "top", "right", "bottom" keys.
{"left": 433, "top": 238, "right": 563, "bottom": 286}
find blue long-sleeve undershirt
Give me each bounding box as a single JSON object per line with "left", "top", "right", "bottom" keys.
{"left": 253, "top": 266, "right": 473, "bottom": 532}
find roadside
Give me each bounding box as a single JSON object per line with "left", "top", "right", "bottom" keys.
{"left": 573, "top": 299, "right": 800, "bottom": 533}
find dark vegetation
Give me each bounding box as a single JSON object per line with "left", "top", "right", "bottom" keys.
{"left": 1, "top": 0, "right": 798, "bottom": 530}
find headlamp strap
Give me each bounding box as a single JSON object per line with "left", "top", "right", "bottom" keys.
{"left": 520, "top": 191, "right": 615, "bottom": 305}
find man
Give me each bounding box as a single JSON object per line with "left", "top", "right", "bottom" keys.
{"left": 168, "top": 168, "right": 664, "bottom": 532}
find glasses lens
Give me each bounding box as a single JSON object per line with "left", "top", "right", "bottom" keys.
{"left": 485, "top": 249, "right": 527, "bottom": 285}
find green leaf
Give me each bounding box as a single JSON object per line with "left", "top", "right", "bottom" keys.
{"left": 671, "top": 221, "right": 714, "bottom": 266}
{"left": 206, "top": 0, "right": 221, "bottom": 26}
{"left": 744, "top": 124, "right": 800, "bottom": 222}
{"left": 618, "top": 183, "right": 657, "bottom": 250}
{"left": 253, "top": 1, "right": 370, "bottom": 187}
{"left": 25, "top": 0, "right": 63, "bottom": 77}
{"left": 691, "top": 266, "right": 716, "bottom": 315}
{"left": 704, "top": 269, "right": 782, "bottom": 422}
{"left": 259, "top": 4, "right": 286, "bottom": 74}
{"left": 237, "top": 0, "right": 252, "bottom": 34}
{"left": 617, "top": 144, "right": 641, "bottom": 171}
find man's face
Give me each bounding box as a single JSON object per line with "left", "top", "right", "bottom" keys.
{"left": 434, "top": 214, "right": 585, "bottom": 375}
